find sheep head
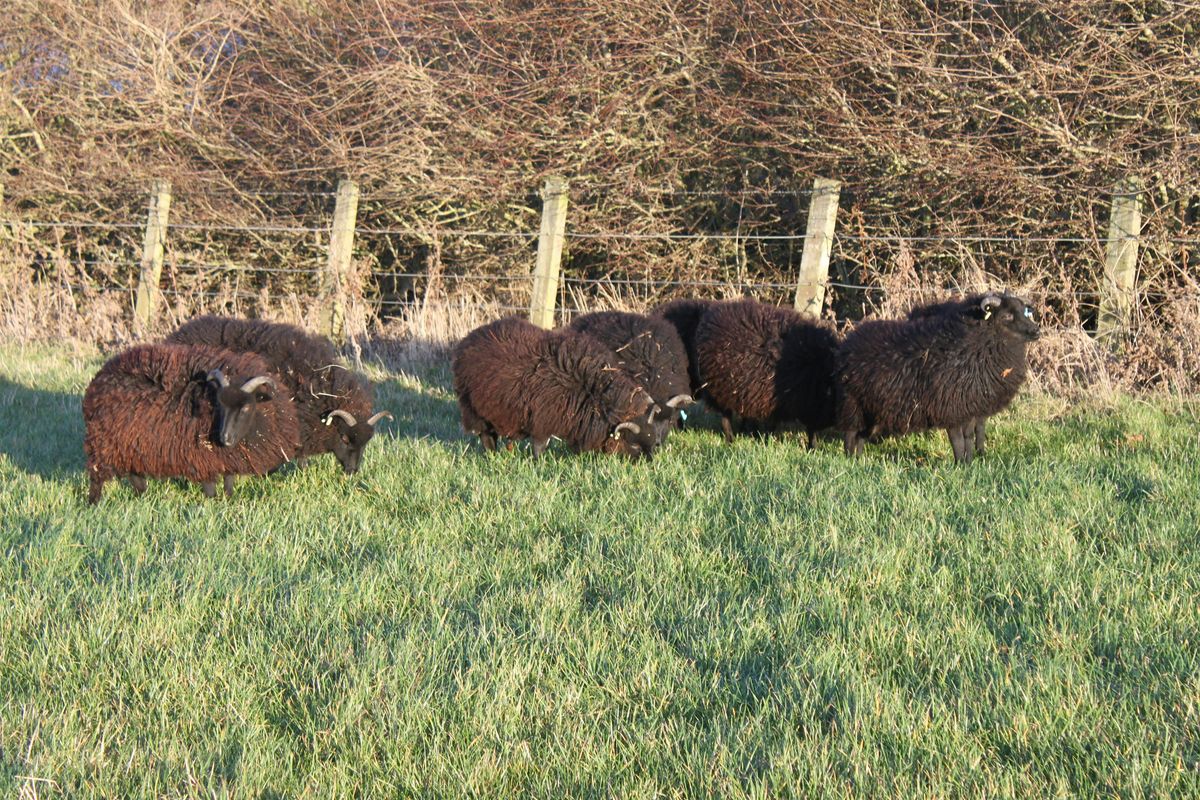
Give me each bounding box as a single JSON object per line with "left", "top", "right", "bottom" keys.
{"left": 207, "top": 370, "right": 277, "bottom": 447}
{"left": 322, "top": 408, "right": 393, "bottom": 474}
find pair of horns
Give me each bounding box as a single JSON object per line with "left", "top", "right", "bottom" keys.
{"left": 614, "top": 421, "right": 641, "bottom": 436}
{"left": 647, "top": 394, "right": 694, "bottom": 424}
{"left": 325, "top": 409, "right": 393, "bottom": 428}
{"left": 207, "top": 370, "right": 275, "bottom": 394}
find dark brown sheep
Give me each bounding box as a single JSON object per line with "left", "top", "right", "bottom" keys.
{"left": 167, "top": 316, "right": 390, "bottom": 474}
{"left": 837, "top": 292, "right": 1040, "bottom": 463}
{"left": 451, "top": 316, "right": 660, "bottom": 460}
{"left": 83, "top": 343, "right": 300, "bottom": 503}
{"left": 906, "top": 294, "right": 989, "bottom": 453}
{"left": 568, "top": 310, "right": 692, "bottom": 441}
{"left": 693, "top": 298, "right": 839, "bottom": 446}
{"left": 651, "top": 298, "right": 720, "bottom": 397}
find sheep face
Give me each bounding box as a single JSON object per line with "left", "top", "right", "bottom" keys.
{"left": 606, "top": 396, "right": 661, "bottom": 462}
{"left": 323, "top": 410, "right": 392, "bottom": 474}
{"left": 207, "top": 370, "right": 277, "bottom": 447}
{"left": 976, "top": 293, "right": 1040, "bottom": 341}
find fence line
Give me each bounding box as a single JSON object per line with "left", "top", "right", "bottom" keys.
{"left": 8, "top": 173, "right": 1199, "bottom": 346}
{"left": 14, "top": 218, "right": 1200, "bottom": 245}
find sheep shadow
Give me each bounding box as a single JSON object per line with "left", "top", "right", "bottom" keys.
{"left": 0, "top": 376, "right": 85, "bottom": 479}
{"left": 360, "top": 336, "right": 464, "bottom": 445}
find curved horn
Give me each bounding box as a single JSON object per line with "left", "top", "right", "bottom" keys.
{"left": 206, "top": 369, "right": 229, "bottom": 388}
{"left": 666, "top": 394, "right": 694, "bottom": 409}
{"left": 239, "top": 376, "right": 276, "bottom": 395}
{"left": 366, "top": 410, "right": 393, "bottom": 427}
{"left": 614, "top": 421, "right": 641, "bottom": 436}
{"left": 647, "top": 405, "right": 659, "bottom": 425}
{"left": 980, "top": 293, "right": 1003, "bottom": 319}
{"left": 324, "top": 409, "right": 357, "bottom": 427}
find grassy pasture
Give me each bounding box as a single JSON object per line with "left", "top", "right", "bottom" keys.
{"left": 1, "top": 342, "right": 1198, "bottom": 798}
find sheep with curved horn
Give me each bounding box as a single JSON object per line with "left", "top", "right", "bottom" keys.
{"left": 166, "top": 315, "right": 392, "bottom": 474}
{"left": 452, "top": 316, "right": 660, "bottom": 460}
{"left": 568, "top": 310, "right": 694, "bottom": 443}
{"left": 83, "top": 343, "right": 299, "bottom": 503}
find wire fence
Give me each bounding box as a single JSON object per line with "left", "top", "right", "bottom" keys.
{"left": 4, "top": 181, "right": 1200, "bottom": 344}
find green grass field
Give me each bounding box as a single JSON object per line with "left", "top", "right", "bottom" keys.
{"left": 1, "top": 342, "right": 1198, "bottom": 798}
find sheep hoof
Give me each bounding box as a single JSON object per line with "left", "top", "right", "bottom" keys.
{"left": 201, "top": 481, "right": 217, "bottom": 499}
{"left": 223, "top": 475, "right": 235, "bottom": 498}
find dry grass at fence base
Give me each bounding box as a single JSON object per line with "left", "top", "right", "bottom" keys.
{"left": 5, "top": 257, "right": 1199, "bottom": 399}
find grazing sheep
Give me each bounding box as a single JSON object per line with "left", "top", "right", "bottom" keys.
{"left": 167, "top": 316, "right": 390, "bottom": 474}
{"left": 83, "top": 343, "right": 300, "bottom": 503}
{"left": 693, "top": 298, "right": 839, "bottom": 446}
{"left": 568, "top": 310, "right": 692, "bottom": 441}
{"left": 837, "top": 292, "right": 1040, "bottom": 463}
{"left": 451, "top": 316, "right": 661, "bottom": 460}
{"left": 651, "top": 298, "right": 720, "bottom": 397}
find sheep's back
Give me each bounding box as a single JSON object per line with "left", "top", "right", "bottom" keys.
{"left": 653, "top": 299, "right": 719, "bottom": 393}
{"left": 570, "top": 311, "right": 690, "bottom": 405}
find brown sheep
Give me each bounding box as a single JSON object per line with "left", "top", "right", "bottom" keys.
{"left": 693, "top": 298, "right": 839, "bottom": 446}
{"left": 83, "top": 343, "right": 300, "bottom": 503}
{"left": 451, "top": 316, "right": 661, "bottom": 460}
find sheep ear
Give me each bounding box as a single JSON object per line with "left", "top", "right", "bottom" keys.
{"left": 980, "top": 294, "right": 1003, "bottom": 320}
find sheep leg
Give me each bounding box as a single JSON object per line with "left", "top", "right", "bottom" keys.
{"left": 531, "top": 437, "right": 551, "bottom": 458}
{"left": 295, "top": 457, "right": 309, "bottom": 469}
{"left": 721, "top": 414, "right": 736, "bottom": 443}
{"left": 843, "top": 431, "right": 863, "bottom": 457}
{"left": 201, "top": 480, "right": 218, "bottom": 499}
{"left": 947, "top": 426, "right": 972, "bottom": 465}
{"left": 479, "top": 431, "right": 498, "bottom": 452}
{"left": 974, "top": 418, "right": 987, "bottom": 455}
{"left": 128, "top": 475, "right": 147, "bottom": 495}
{"left": 88, "top": 473, "right": 107, "bottom": 505}
{"left": 805, "top": 428, "right": 817, "bottom": 450}
{"left": 223, "top": 475, "right": 236, "bottom": 498}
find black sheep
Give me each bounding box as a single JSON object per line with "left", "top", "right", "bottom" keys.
{"left": 568, "top": 310, "right": 692, "bottom": 441}
{"left": 693, "top": 298, "right": 839, "bottom": 446}
{"left": 906, "top": 293, "right": 990, "bottom": 453}
{"left": 651, "top": 298, "right": 720, "bottom": 397}
{"left": 83, "top": 343, "right": 300, "bottom": 503}
{"left": 837, "top": 292, "right": 1040, "bottom": 463}
{"left": 451, "top": 316, "right": 661, "bottom": 460}
{"left": 167, "top": 316, "right": 390, "bottom": 474}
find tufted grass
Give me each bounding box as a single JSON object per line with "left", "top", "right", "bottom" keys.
{"left": 1, "top": 341, "right": 1199, "bottom": 799}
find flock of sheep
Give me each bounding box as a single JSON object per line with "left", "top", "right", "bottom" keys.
{"left": 452, "top": 292, "right": 1039, "bottom": 464}
{"left": 81, "top": 290, "right": 1039, "bottom": 503}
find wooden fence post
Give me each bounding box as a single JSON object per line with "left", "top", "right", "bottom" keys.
{"left": 133, "top": 179, "right": 173, "bottom": 335}
{"left": 530, "top": 176, "right": 569, "bottom": 329}
{"left": 323, "top": 178, "right": 360, "bottom": 344}
{"left": 794, "top": 177, "right": 841, "bottom": 318}
{"left": 1096, "top": 178, "right": 1143, "bottom": 348}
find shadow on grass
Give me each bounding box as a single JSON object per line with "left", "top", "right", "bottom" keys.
{"left": 0, "top": 376, "right": 84, "bottom": 479}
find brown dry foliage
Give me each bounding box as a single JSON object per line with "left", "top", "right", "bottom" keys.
{"left": 1, "top": 1, "right": 1198, "bottom": 392}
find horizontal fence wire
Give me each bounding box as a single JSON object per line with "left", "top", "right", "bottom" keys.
{"left": 12, "top": 219, "right": 1199, "bottom": 244}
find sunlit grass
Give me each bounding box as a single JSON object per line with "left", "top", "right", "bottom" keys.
{"left": 2, "top": 343, "right": 1198, "bottom": 798}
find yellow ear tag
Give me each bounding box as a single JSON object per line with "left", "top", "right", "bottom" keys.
{"left": 983, "top": 309, "right": 993, "bottom": 320}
